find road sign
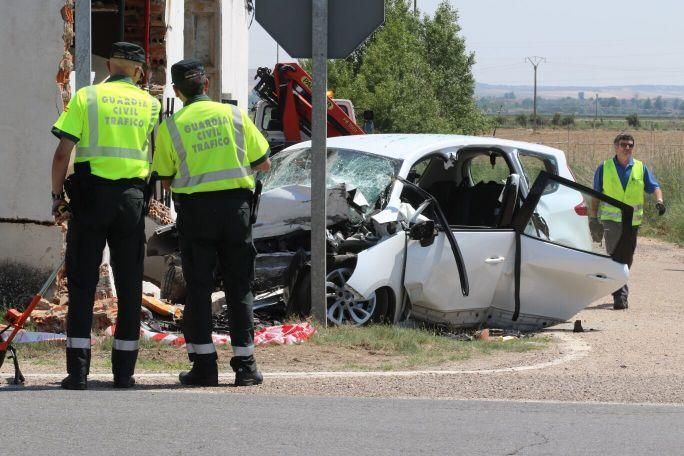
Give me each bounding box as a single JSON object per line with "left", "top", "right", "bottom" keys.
{"left": 256, "top": 0, "right": 384, "bottom": 58}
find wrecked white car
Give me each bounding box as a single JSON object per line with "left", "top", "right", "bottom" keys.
{"left": 149, "top": 134, "right": 634, "bottom": 330}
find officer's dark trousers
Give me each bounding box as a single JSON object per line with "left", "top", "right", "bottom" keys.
{"left": 65, "top": 178, "right": 145, "bottom": 379}
{"left": 603, "top": 220, "right": 639, "bottom": 305}
{"left": 176, "top": 189, "right": 256, "bottom": 368}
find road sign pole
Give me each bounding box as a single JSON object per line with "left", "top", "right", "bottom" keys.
{"left": 310, "top": 0, "right": 328, "bottom": 326}
{"left": 75, "top": 0, "right": 92, "bottom": 89}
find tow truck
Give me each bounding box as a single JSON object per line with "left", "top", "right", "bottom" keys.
{"left": 252, "top": 63, "right": 366, "bottom": 153}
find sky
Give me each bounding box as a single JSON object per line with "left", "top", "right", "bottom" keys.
{"left": 249, "top": 0, "right": 684, "bottom": 87}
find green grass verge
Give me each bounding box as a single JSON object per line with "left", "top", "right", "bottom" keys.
{"left": 4, "top": 325, "right": 548, "bottom": 373}
{"left": 311, "top": 325, "right": 548, "bottom": 371}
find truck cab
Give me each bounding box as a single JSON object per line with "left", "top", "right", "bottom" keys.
{"left": 252, "top": 98, "right": 357, "bottom": 153}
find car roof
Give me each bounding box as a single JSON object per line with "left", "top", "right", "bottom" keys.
{"left": 288, "top": 134, "right": 567, "bottom": 163}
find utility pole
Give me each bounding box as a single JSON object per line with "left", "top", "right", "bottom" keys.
{"left": 526, "top": 56, "right": 545, "bottom": 131}
{"left": 414, "top": 0, "right": 417, "bottom": 14}
{"left": 594, "top": 93, "right": 599, "bottom": 128}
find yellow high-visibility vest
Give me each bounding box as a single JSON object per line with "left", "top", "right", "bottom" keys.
{"left": 154, "top": 100, "right": 268, "bottom": 194}
{"left": 599, "top": 158, "right": 644, "bottom": 226}
{"left": 54, "top": 79, "right": 160, "bottom": 180}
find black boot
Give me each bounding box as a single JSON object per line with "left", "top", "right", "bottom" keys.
{"left": 62, "top": 348, "right": 89, "bottom": 390}
{"left": 179, "top": 358, "right": 219, "bottom": 386}
{"left": 230, "top": 356, "right": 263, "bottom": 387}
{"left": 112, "top": 348, "right": 139, "bottom": 389}
{"left": 113, "top": 376, "right": 136, "bottom": 388}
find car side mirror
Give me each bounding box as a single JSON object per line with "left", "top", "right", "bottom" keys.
{"left": 409, "top": 219, "right": 437, "bottom": 247}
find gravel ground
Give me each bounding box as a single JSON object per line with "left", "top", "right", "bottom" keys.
{"left": 8, "top": 238, "right": 684, "bottom": 404}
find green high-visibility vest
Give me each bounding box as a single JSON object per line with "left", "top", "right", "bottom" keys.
{"left": 54, "top": 79, "right": 160, "bottom": 180}
{"left": 157, "top": 101, "right": 261, "bottom": 194}
{"left": 599, "top": 158, "right": 644, "bottom": 226}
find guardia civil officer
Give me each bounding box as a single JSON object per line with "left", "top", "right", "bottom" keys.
{"left": 152, "top": 59, "right": 271, "bottom": 387}
{"left": 51, "top": 42, "right": 161, "bottom": 389}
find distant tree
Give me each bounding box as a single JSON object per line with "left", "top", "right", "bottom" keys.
{"left": 560, "top": 114, "right": 575, "bottom": 126}
{"left": 325, "top": 0, "right": 488, "bottom": 134}
{"left": 642, "top": 98, "right": 653, "bottom": 110}
{"left": 626, "top": 113, "right": 640, "bottom": 128}
{"left": 503, "top": 91, "right": 516, "bottom": 100}
{"left": 551, "top": 112, "right": 561, "bottom": 126}
{"left": 654, "top": 96, "right": 664, "bottom": 111}
{"left": 578, "top": 91, "right": 585, "bottom": 100}
{"left": 515, "top": 113, "right": 528, "bottom": 127}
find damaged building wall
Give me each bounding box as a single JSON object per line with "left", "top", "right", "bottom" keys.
{"left": 0, "top": 0, "right": 69, "bottom": 272}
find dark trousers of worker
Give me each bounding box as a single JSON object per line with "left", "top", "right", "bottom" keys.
{"left": 176, "top": 189, "right": 256, "bottom": 370}
{"left": 65, "top": 177, "right": 145, "bottom": 379}
{"left": 603, "top": 220, "right": 639, "bottom": 305}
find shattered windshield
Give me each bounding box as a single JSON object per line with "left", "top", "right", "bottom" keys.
{"left": 262, "top": 148, "right": 401, "bottom": 211}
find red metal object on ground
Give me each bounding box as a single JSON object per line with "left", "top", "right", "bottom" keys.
{"left": 0, "top": 259, "right": 64, "bottom": 384}
{"left": 254, "top": 62, "right": 365, "bottom": 143}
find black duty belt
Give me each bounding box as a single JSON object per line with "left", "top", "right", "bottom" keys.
{"left": 173, "top": 188, "right": 253, "bottom": 203}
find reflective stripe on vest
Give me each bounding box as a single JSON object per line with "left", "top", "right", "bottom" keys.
{"left": 86, "top": 86, "right": 99, "bottom": 147}
{"left": 599, "top": 158, "right": 644, "bottom": 225}
{"left": 77, "top": 146, "right": 150, "bottom": 161}
{"left": 168, "top": 104, "right": 252, "bottom": 189}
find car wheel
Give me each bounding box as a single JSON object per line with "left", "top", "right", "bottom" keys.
{"left": 288, "top": 263, "right": 389, "bottom": 326}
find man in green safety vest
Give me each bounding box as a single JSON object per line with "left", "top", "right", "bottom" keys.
{"left": 588, "top": 133, "right": 665, "bottom": 310}
{"left": 152, "top": 59, "right": 271, "bottom": 387}
{"left": 51, "top": 42, "right": 161, "bottom": 389}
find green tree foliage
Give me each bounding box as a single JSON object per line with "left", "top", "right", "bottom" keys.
{"left": 560, "top": 114, "right": 575, "bottom": 126}
{"left": 515, "top": 114, "right": 528, "bottom": 127}
{"left": 325, "top": 0, "right": 488, "bottom": 134}
{"left": 626, "top": 113, "right": 640, "bottom": 128}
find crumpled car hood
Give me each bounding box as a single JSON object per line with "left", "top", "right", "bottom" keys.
{"left": 253, "top": 184, "right": 360, "bottom": 240}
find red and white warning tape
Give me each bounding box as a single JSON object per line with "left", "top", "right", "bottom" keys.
{"left": 105, "top": 323, "right": 316, "bottom": 348}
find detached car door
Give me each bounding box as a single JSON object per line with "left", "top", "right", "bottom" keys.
{"left": 508, "top": 171, "right": 633, "bottom": 328}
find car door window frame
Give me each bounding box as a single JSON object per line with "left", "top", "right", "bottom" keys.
{"left": 512, "top": 170, "right": 634, "bottom": 264}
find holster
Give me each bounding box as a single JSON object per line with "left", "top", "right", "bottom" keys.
{"left": 64, "top": 161, "right": 93, "bottom": 213}
{"left": 250, "top": 180, "right": 263, "bottom": 225}
{"left": 143, "top": 172, "right": 158, "bottom": 216}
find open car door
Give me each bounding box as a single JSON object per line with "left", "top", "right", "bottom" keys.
{"left": 507, "top": 171, "right": 633, "bottom": 328}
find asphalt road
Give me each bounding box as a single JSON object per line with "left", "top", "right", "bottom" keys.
{"left": 1, "top": 388, "right": 681, "bottom": 455}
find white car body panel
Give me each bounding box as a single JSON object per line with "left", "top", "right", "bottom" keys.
{"left": 404, "top": 231, "right": 516, "bottom": 326}
{"left": 514, "top": 236, "right": 629, "bottom": 324}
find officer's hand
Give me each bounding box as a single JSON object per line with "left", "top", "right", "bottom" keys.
{"left": 655, "top": 201, "right": 666, "bottom": 216}
{"left": 52, "top": 198, "right": 71, "bottom": 225}
{"left": 589, "top": 217, "right": 604, "bottom": 243}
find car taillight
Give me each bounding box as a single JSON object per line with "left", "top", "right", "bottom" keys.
{"left": 574, "top": 203, "right": 588, "bottom": 216}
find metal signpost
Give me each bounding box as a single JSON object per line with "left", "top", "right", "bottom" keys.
{"left": 75, "top": 0, "right": 92, "bottom": 90}
{"left": 256, "top": 0, "right": 384, "bottom": 325}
